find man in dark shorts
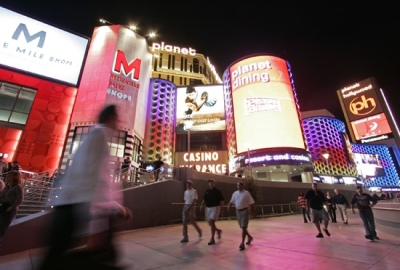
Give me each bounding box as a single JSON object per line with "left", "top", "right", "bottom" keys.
{"left": 200, "top": 179, "right": 224, "bottom": 245}
{"left": 305, "top": 183, "right": 330, "bottom": 238}
{"left": 351, "top": 185, "right": 378, "bottom": 241}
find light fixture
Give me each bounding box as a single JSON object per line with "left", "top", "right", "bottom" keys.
{"left": 322, "top": 153, "right": 330, "bottom": 160}
{"left": 129, "top": 25, "right": 137, "bottom": 31}
{"left": 149, "top": 32, "right": 156, "bottom": 38}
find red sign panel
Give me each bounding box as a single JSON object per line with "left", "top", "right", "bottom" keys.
{"left": 351, "top": 113, "right": 392, "bottom": 141}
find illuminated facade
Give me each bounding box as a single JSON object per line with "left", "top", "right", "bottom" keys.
{"left": 0, "top": 7, "right": 88, "bottom": 172}
{"left": 150, "top": 42, "right": 222, "bottom": 86}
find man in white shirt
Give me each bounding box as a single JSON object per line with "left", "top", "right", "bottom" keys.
{"left": 40, "top": 104, "right": 132, "bottom": 269}
{"left": 227, "top": 181, "right": 256, "bottom": 251}
{"left": 181, "top": 180, "right": 202, "bottom": 242}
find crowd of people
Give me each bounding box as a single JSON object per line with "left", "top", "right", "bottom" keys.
{"left": 297, "top": 184, "right": 380, "bottom": 241}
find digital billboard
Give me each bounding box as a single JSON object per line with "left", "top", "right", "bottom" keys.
{"left": 228, "top": 55, "right": 305, "bottom": 153}
{"left": 353, "top": 153, "right": 385, "bottom": 179}
{"left": 351, "top": 113, "right": 392, "bottom": 143}
{"left": 176, "top": 85, "right": 226, "bottom": 132}
{"left": 175, "top": 151, "right": 228, "bottom": 174}
{"left": 338, "top": 78, "right": 384, "bottom": 122}
{"left": 0, "top": 6, "right": 89, "bottom": 86}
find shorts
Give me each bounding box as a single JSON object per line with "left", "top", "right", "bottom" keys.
{"left": 310, "top": 208, "right": 329, "bottom": 222}
{"left": 205, "top": 206, "right": 220, "bottom": 221}
{"left": 236, "top": 208, "right": 249, "bottom": 228}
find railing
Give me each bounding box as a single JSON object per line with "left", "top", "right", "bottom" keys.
{"left": 117, "top": 164, "right": 180, "bottom": 189}
{"left": 0, "top": 169, "right": 58, "bottom": 218}
{"left": 167, "top": 202, "right": 301, "bottom": 225}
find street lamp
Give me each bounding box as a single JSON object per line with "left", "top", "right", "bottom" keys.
{"left": 184, "top": 120, "right": 194, "bottom": 172}
{"left": 322, "top": 153, "right": 331, "bottom": 182}
{"left": 245, "top": 143, "right": 252, "bottom": 178}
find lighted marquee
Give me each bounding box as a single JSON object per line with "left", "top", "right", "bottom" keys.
{"left": 227, "top": 55, "right": 305, "bottom": 154}
{"left": 338, "top": 78, "right": 383, "bottom": 122}
{"left": 351, "top": 113, "right": 392, "bottom": 142}
{"left": 232, "top": 149, "right": 313, "bottom": 170}
{"left": 175, "top": 151, "right": 228, "bottom": 174}
{"left": 0, "top": 6, "right": 89, "bottom": 86}
{"left": 176, "top": 85, "right": 226, "bottom": 132}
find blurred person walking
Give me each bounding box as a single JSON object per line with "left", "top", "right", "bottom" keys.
{"left": 40, "top": 105, "right": 132, "bottom": 269}
{"left": 0, "top": 171, "right": 24, "bottom": 250}
{"left": 297, "top": 191, "right": 311, "bottom": 223}
{"left": 227, "top": 181, "right": 256, "bottom": 251}
{"left": 200, "top": 179, "right": 224, "bottom": 245}
{"left": 333, "top": 189, "right": 349, "bottom": 224}
{"left": 180, "top": 180, "right": 202, "bottom": 243}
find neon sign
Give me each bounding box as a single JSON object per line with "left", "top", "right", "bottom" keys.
{"left": 151, "top": 42, "right": 196, "bottom": 56}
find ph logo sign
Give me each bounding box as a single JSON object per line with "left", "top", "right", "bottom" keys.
{"left": 349, "top": 95, "right": 376, "bottom": 115}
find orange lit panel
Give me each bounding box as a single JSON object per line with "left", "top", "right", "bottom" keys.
{"left": 351, "top": 113, "right": 392, "bottom": 140}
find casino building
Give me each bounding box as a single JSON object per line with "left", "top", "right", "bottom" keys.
{"left": 0, "top": 6, "right": 399, "bottom": 188}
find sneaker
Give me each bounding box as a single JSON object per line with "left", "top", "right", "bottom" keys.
{"left": 239, "top": 243, "right": 245, "bottom": 251}
{"left": 344, "top": 221, "right": 348, "bottom": 225}
{"left": 323, "top": 228, "right": 331, "bottom": 236}
{"left": 374, "top": 236, "right": 380, "bottom": 240}
{"left": 180, "top": 238, "right": 189, "bottom": 243}
{"left": 246, "top": 236, "right": 253, "bottom": 245}
{"left": 316, "top": 233, "right": 324, "bottom": 238}
{"left": 365, "top": 235, "right": 373, "bottom": 240}
{"left": 208, "top": 239, "right": 215, "bottom": 245}
{"left": 217, "top": 230, "right": 222, "bottom": 240}
{"left": 199, "top": 230, "right": 202, "bottom": 239}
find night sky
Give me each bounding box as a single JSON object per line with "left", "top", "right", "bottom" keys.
{"left": 1, "top": 0, "right": 399, "bottom": 124}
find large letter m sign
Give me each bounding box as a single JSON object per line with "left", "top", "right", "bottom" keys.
{"left": 113, "top": 50, "right": 141, "bottom": 80}
{"left": 12, "top": 23, "right": 46, "bottom": 48}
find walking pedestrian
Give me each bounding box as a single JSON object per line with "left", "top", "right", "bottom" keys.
{"left": 227, "top": 181, "right": 256, "bottom": 251}
{"left": 326, "top": 191, "right": 337, "bottom": 223}
{"left": 200, "top": 179, "right": 224, "bottom": 245}
{"left": 305, "top": 183, "right": 330, "bottom": 238}
{"left": 297, "top": 191, "right": 311, "bottom": 223}
{"left": 332, "top": 189, "right": 349, "bottom": 224}
{"left": 181, "top": 180, "right": 202, "bottom": 243}
{"left": 351, "top": 186, "right": 379, "bottom": 241}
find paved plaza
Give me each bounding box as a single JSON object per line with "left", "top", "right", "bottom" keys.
{"left": 0, "top": 213, "right": 399, "bottom": 269}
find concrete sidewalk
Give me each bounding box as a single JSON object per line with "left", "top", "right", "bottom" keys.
{"left": 0, "top": 213, "right": 399, "bottom": 269}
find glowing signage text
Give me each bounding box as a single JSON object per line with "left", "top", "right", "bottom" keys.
{"left": 231, "top": 60, "right": 272, "bottom": 90}
{"left": 152, "top": 42, "right": 196, "bottom": 56}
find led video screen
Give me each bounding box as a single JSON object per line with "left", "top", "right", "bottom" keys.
{"left": 354, "top": 153, "right": 385, "bottom": 179}
{"left": 176, "top": 85, "right": 226, "bottom": 132}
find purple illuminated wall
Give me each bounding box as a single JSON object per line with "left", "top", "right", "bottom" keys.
{"left": 142, "top": 78, "right": 176, "bottom": 164}
{"left": 302, "top": 117, "right": 357, "bottom": 176}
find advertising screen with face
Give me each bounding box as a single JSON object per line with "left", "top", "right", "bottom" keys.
{"left": 353, "top": 153, "right": 384, "bottom": 178}
{"left": 228, "top": 55, "right": 305, "bottom": 153}
{"left": 176, "top": 85, "right": 226, "bottom": 132}
{"left": 338, "top": 78, "right": 384, "bottom": 122}
{"left": 0, "top": 7, "right": 89, "bottom": 86}
{"left": 351, "top": 113, "right": 392, "bottom": 141}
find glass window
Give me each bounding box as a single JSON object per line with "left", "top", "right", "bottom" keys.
{"left": 0, "top": 82, "right": 36, "bottom": 125}
{"left": 193, "top": 58, "right": 199, "bottom": 73}
{"left": 70, "top": 126, "right": 126, "bottom": 157}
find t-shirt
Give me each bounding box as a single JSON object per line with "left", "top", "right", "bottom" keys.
{"left": 332, "top": 194, "right": 349, "bottom": 205}
{"left": 305, "top": 189, "right": 326, "bottom": 210}
{"left": 203, "top": 188, "right": 224, "bottom": 207}
{"left": 351, "top": 193, "right": 376, "bottom": 210}
{"left": 230, "top": 190, "right": 255, "bottom": 210}
{"left": 184, "top": 188, "right": 198, "bottom": 205}
{"left": 153, "top": 160, "right": 164, "bottom": 169}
